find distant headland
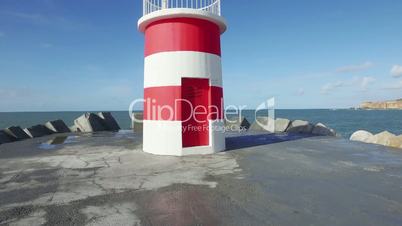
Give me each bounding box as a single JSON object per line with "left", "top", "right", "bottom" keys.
{"left": 359, "top": 99, "right": 402, "bottom": 110}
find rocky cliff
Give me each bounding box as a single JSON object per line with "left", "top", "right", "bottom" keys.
{"left": 360, "top": 99, "right": 402, "bottom": 109}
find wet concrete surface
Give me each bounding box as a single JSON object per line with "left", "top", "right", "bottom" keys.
{"left": 1, "top": 131, "right": 402, "bottom": 225}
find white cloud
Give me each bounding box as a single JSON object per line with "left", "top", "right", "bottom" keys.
{"left": 321, "top": 76, "right": 375, "bottom": 94}
{"left": 0, "top": 87, "right": 35, "bottom": 99}
{"left": 358, "top": 76, "right": 376, "bottom": 91}
{"left": 384, "top": 80, "right": 402, "bottom": 90}
{"left": 0, "top": 10, "right": 90, "bottom": 31}
{"left": 296, "top": 88, "right": 305, "bottom": 96}
{"left": 41, "top": 43, "right": 53, "bottom": 48}
{"left": 336, "top": 61, "right": 373, "bottom": 73}
{"left": 1, "top": 11, "right": 48, "bottom": 23}
{"left": 390, "top": 65, "right": 402, "bottom": 78}
{"left": 321, "top": 81, "right": 345, "bottom": 94}
{"left": 85, "top": 64, "right": 102, "bottom": 71}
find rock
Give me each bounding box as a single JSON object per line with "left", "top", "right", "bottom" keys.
{"left": 388, "top": 135, "right": 402, "bottom": 149}
{"left": 24, "top": 125, "right": 54, "bottom": 138}
{"left": 275, "top": 118, "right": 291, "bottom": 133}
{"left": 249, "top": 117, "right": 275, "bottom": 132}
{"left": 74, "top": 113, "right": 106, "bottom": 132}
{"left": 132, "top": 112, "right": 143, "bottom": 133}
{"left": 4, "top": 126, "right": 31, "bottom": 140}
{"left": 353, "top": 131, "right": 402, "bottom": 149}
{"left": 350, "top": 130, "right": 374, "bottom": 143}
{"left": 312, "top": 123, "right": 336, "bottom": 136}
{"left": 360, "top": 99, "right": 402, "bottom": 110}
{"left": 0, "top": 130, "right": 15, "bottom": 144}
{"left": 286, "top": 120, "right": 314, "bottom": 133}
{"left": 45, "top": 120, "right": 71, "bottom": 133}
{"left": 225, "top": 116, "right": 250, "bottom": 132}
{"left": 69, "top": 125, "right": 81, "bottom": 132}
{"left": 370, "top": 131, "right": 396, "bottom": 146}
{"left": 97, "top": 112, "right": 120, "bottom": 131}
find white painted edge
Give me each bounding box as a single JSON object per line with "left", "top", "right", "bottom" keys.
{"left": 138, "top": 8, "right": 227, "bottom": 34}
{"left": 181, "top": 145, "right": 215, "bottom": 156}
{"left": 209, "top": 120, "right": 226, "bottom": 153}
{"left": 144, "top": 51, "right": 223, "bottom": 88}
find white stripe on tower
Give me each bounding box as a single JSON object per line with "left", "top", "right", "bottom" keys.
{"left": 144, "top": 51, "right": 223, "bottom": 88}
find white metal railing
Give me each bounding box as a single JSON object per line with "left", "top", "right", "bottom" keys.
{"left": 143, "top": 0, "right": 221, "bottom": 16}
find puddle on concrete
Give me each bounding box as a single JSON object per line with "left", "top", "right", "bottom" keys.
{"left": 39, "top": 136, "right": 79, "bottom": 150}
{"left": 48, "top": 136, "right": 68, "bottom": 145}
{"left": 114, "top": 130, "right": 136, "bottom": 138}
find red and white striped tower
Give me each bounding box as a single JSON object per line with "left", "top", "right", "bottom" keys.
{"left": 138, "top": 0, "right": 227, "bottom": 156}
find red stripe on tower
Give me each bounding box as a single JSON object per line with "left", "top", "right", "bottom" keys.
{"left": 143, "top": 86, "right": 224, "bottom": 121}
{"left": 144, "top": 18, "right": 221, "bottom": 57}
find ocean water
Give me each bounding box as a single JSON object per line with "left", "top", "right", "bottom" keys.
{"left": 0, "top": 109, "right": 401, "bottom": 138}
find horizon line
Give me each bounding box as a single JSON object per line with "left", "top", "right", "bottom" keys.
{"left": 0, "top": 108, "right": 353, "bottom": 113}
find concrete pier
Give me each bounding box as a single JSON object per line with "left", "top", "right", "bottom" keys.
{"left": 1, "top": 131, "right": 402, "bottom": 225}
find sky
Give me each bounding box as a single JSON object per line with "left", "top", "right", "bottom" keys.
{"left": 0, "top": 0, "right": 401, "bottom": 112}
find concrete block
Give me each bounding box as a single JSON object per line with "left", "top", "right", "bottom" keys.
{"left": 23, "top": 125, "right": 54, "bottom": 138}
{"left": 0, "top": 130, "right": 15, "bottom": 144}
{"left": 97, "top": 112, "right": 120, "bottom": 131}
{"left": 350, "top": 130, "right": 374, "bottom": 143}
{"left": 132, "top": 112, "right": 143, "bottom": 133}
{"left": 312, "top": 123, "right": 336, "bottom": 136}
{"left": 286, "top": 120, "right": 314, "bottom": 134}
{"left": 275, "top": 118, "right": 291, "bottom": 133}
{"left": 249, "top": 117, "right": 275, "bottom": 132}
{"left": 74, "top": 113, "right": 106, "bottom": 132}
{"left": 371, "top": 131, "right": 396, "bottom": 146}
{"left": 4, "top": 126, "right": 31, "bottom": 140}
{"left": 389, "top": 135, "right": 402, "bottom": 149}
{"left": 69, "top": 125, "right": 81, "bottom": 132}
{"left": 225, "top": 116, "right": 250, "bottom": 132}
{"left": 45, "top": 120, "right": 71, "bottom": 133}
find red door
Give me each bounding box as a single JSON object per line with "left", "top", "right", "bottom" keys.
{"left": 181, "top": 78, "right": 210, "bottom": 148}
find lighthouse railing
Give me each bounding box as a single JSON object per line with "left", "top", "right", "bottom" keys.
{"left": 143, "top": 0, "right": 221, "bottom": 16}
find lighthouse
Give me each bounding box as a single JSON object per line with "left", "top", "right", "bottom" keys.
{"left": 138, "top": 0, "right": 227, "bottom": 156}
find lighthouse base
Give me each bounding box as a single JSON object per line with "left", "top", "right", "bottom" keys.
{"left": 143, "top": 120, "right": 226, "bottom": 156}
{"left": 144, "top": 146, "right": 223, "bottom": 157}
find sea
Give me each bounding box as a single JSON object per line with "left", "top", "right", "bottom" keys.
{"left": 0, "top": 109, "right": 401, "bottom": 139}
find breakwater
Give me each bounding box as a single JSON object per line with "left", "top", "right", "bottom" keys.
{"left": 1, "top": 109, "right": 402, "bottom": 138}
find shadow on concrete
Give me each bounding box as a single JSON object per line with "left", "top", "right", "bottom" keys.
{"left": 225, "top": 133, "right": 314, "bottom": 151}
